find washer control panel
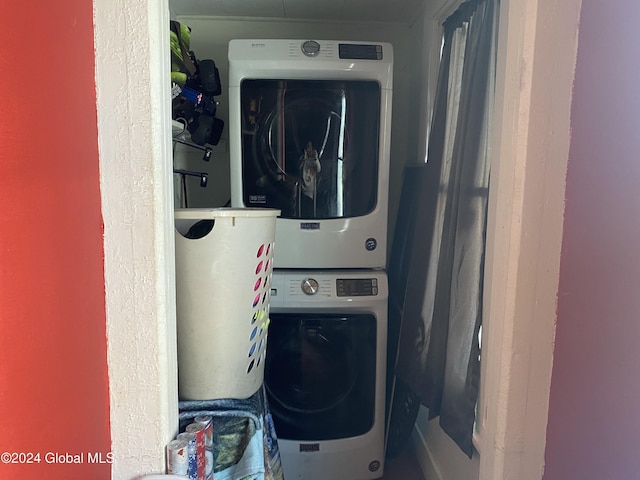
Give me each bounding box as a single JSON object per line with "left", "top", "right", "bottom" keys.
{"left": 295, "top": 277, "right": 378, "bottom": 296}
{"left": 279, "top": 276, "right": 333, "bottom": 298}
{"left": 270, "top": 272, "right": 384, "bottom": 307}
{"left": 301, "top": 278, "right": 320, "bottom": 295}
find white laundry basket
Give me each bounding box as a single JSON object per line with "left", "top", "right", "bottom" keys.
{"left": 175, "top": 208, "right": 280, "bottom": 400}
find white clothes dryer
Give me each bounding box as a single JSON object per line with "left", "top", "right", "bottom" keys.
{"left": 228, "top": 39, "right": 393, "bottom": 269}
{"left": 266, "top": 270, "right": 388, "bottom": 480}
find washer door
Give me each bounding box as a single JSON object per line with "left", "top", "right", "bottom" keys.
{"left": 265, "top": 313, "right": 377, "bottom": 441}
{"left": 240, "top": 79, "right": 381, "bottom": 219}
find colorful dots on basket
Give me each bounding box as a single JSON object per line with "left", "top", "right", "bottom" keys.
{"left": 247, "top": 241, "right": 275, "bottom": 376}
{"left": 250, "top": 326, "right": 258, "bottom": 341}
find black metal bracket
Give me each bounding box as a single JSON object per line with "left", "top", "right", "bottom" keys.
{"left": 172, "top": 137, "right": 212, "bottom": 161}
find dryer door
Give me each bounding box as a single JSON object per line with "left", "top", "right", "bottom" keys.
{"left": 240, "top": 79, "right": 381, "bottom": 219}
{"left": 265, "top": 313, "right": 377, "bottom": 441}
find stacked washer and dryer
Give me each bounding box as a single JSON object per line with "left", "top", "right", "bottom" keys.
{"left": 228, "top": 39, "right": 393, "bottom": 480}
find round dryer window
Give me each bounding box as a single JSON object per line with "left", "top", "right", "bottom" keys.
{"left": 240, "top": 79, "right": 381, "bottom": 219}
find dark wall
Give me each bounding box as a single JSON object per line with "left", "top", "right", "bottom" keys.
{"left": 544, "top": 1, "right": 640, "bottom": 479}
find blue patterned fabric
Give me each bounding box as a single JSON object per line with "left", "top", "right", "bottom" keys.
{"left": 179, "top": 385, "right": 284, "bottom": 480}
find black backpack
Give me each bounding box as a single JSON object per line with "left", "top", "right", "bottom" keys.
{"left": 170, "top": 21, "right": 224, "bottom": 146}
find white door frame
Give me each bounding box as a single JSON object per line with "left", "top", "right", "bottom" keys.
{"left": 94, "top": 1, "right": 583, "bottom": 478}
{"left": 478, "top": 0, "right": 582, "bottom": 478}
{"left": 95, "top": 1, "right": 178, "bottom": 478}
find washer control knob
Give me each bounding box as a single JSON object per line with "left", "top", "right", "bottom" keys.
{"left": 301, "top": 40, "right": 321, "bottom": 57}
{"left": 301, "top": 278, "right": 319, "bottom": 295}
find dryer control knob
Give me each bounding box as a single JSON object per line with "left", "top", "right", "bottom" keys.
{"left": 301, "top": 278, "right": 319, "bottom": 295}
{"left": 301, "top": 40, "right": 321, "bottom": 57}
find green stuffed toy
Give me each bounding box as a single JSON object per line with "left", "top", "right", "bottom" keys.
{"left": 170, "top": 21, "right": 224, "bottom": 146}
{"left": 170, "top": 21, "right": 194, "bottom": 87}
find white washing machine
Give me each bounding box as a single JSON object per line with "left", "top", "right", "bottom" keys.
{"left": 266, "top": 270, "right": 388, "bottom": 480}
{"left": 228, "top": 39, "right": 393, "bottom": 269}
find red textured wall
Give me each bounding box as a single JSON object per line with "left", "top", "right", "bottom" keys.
{"left": 544, "top": 1, "right": 640, "bottom": 479}
{"left": 0, "top": 2, "right": 111, "bottom": 480}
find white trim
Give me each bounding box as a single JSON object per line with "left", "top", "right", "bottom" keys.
{"left": 413, "top": 425, "right": 444, "bottom": 480}
{"left": 478, "top": 0, "right": 582, "bottom": 478}
{"left": 411, "top": 413, "right": 481, "bottom": 480}
{"left": 417, "top": 0, "right": 464, "bottom": 162}
{"left": 433, "top": 0, "right": 465, "bottom": 23}
{"left": 177, "top": 14, "right": 408, "bottom": 26}
{"left": 472, "top": 432, "right": 481, "bottom": 453}
{"left": 95, "top": 0, "right": 178, "bottom": 478}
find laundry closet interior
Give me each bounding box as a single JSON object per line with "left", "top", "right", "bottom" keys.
{"left": 169, "top": 1, "right": 444, "bottom": 479}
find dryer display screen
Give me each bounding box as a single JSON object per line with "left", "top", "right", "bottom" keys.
{"left": 338, "top": 43, "right": 383, "bottom": 60}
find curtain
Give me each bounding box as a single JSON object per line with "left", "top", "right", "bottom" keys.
{"left": 394, "top": 0, "right": 499, "bottom": 457}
